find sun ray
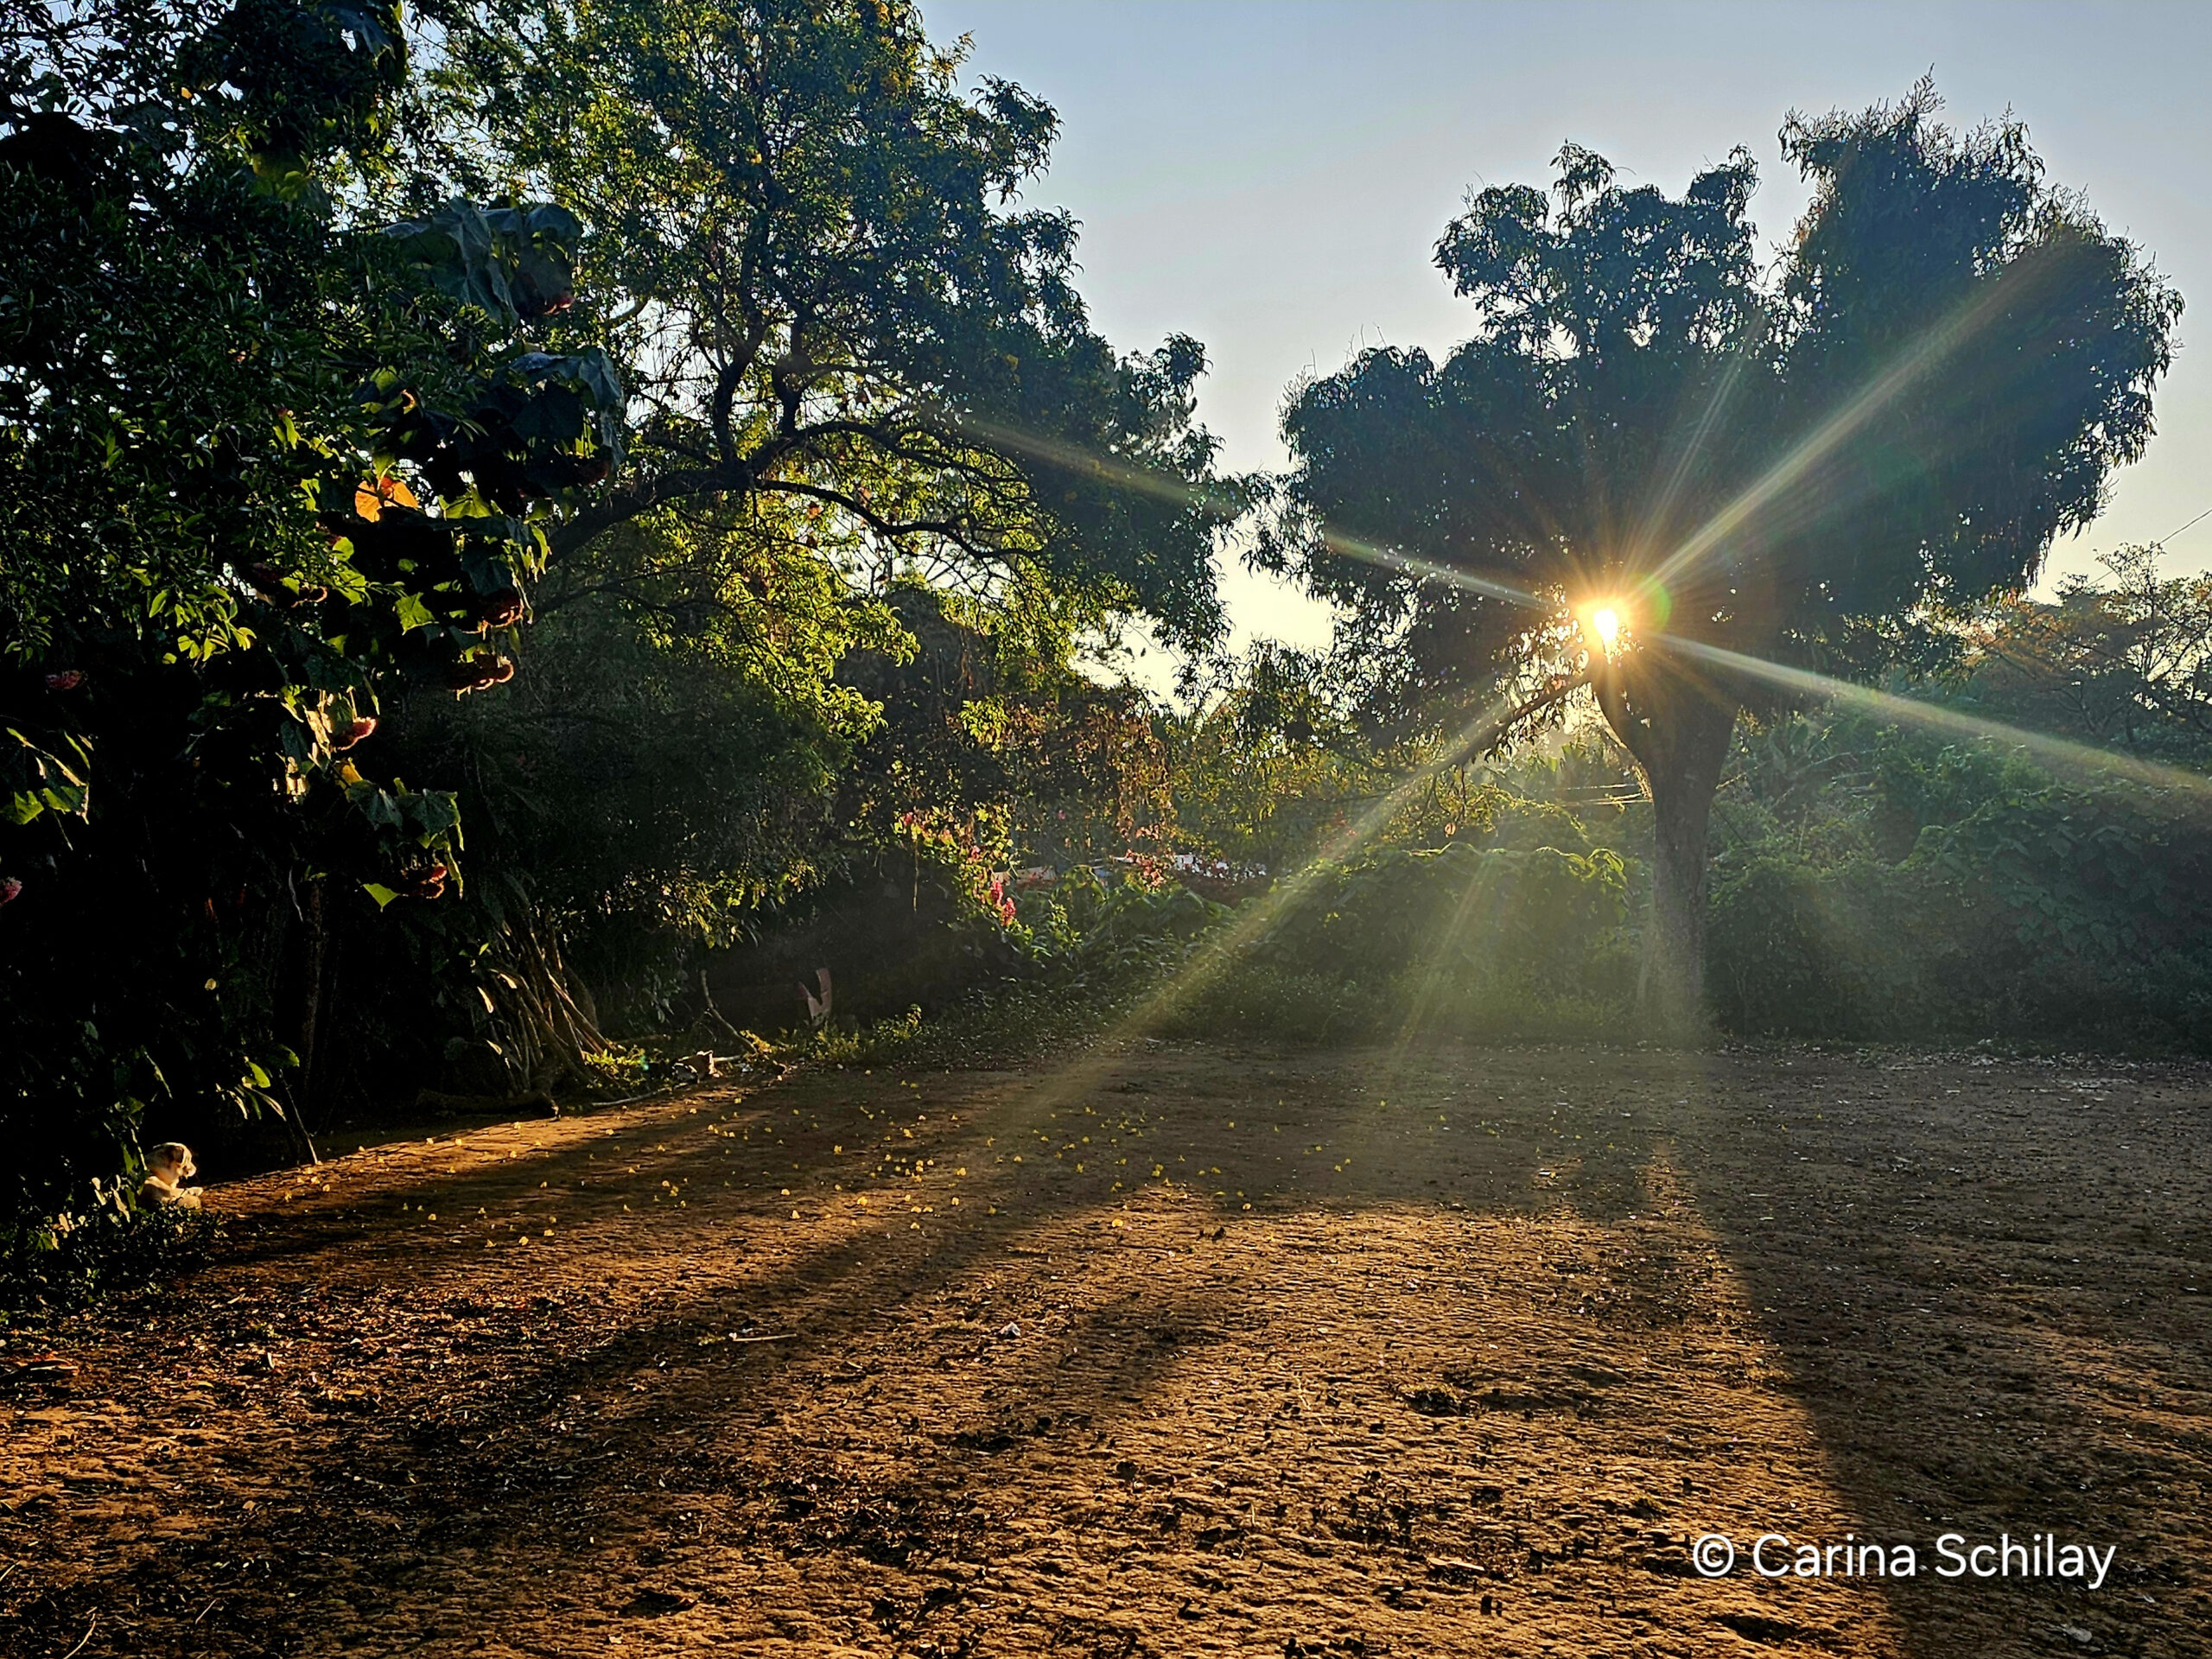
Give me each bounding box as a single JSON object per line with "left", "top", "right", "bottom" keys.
{"left": 993, "top": 676, "right": 1590, "bottom": 1128}
{"left": 1658, "top": 635, "right": 2212, "bottom": 805}
{"left": 1645, "top": 264, "right": 2046, "bottom": 594}
{"left": 1122, "top": 675, "right": 1591, "bottom": 1024}
{"left": 1390, "top": 850, "right": 1502, "bottom": 1050}
{"left": 1618, "top": 346, "right": 1753, "bottom": 573}
{"left": 1300, "top": 518, "right": 2212, "bottom": 810}
{"left": 944, "top": 388, "right": 2212, "bottom": 866}
{"left": 926, "top": 409, "right": 1250, "bottom": 521}
{"left": 936, "top": 405, "right": 1556, "bottom": 615}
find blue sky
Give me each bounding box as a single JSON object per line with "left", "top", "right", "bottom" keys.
{"left": 920, "top": 0, "right": 2211, "bottom": 659}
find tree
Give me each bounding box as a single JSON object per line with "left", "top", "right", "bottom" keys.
{"left": 427, "top": 0, "right": 1250, "bottom": 652}
{"left": 318, "top": 0, "right": 1255, "bottom": 1064}
{"left": 834, "top": 583, "right": 1172, "bottom": 869}
{"left": 1959, "top": 545, "right": 2212, "bottom": 763}
{"left": 1268, "top": 85, "right": 2178, "bottom": 1024}
{"left": 1, "top": 2, "right": 620, "bottom": 1224}
{"left": 1157, "top": 644, "right": 1402, "bottom": 879}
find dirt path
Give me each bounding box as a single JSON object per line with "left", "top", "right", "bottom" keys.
{"left": 4, "top": 1038, "right": 2209, "bottom": 1657}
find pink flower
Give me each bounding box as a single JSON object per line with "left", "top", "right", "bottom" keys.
{"left": 0, "top": 876, "right": 20, "bottom": 906}
{"left": 44, "top": 670, "right": 82, "bottom": 691}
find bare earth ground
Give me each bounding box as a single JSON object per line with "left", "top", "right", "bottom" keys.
{"left": 4, "top": 1037, "right": 2209, "bottom": 1658}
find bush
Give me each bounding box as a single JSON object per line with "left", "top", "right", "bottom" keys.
{"left": 1022, "top": 869, "right": 1229, "bottom": 986}
{"left": 1154, "top": 715, "right": 2212, "bottom": 1052}
{"left": 1163, "top": 965, "right": 1394, "bottom": 1045}
{"left": 1249, "top": 842, "right": 1631, "bottom": 992}
{"left": 1707, "top": 853, "right": 1904, "bottom": 1035}
{"left": 3, "top": 1203, "right": 226, "bottom": 1318}
{"left": 1148, "top": 840, "right": 1638, "bottom": 1044}
{"left": 1708, "top": 721, "right": 2212, "bottom": 1046}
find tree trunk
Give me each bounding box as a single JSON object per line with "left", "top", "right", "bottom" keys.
{"left": 1636, "top": 699, "right": 1737, "bottom": 1033}
{"left": 1589, "top": 651, "right": 1738, "bottom": 1035}
{"left": 293, "top": 879, "right": 327, "bottom": 1102}
{"left": 276, "top": 877, "right": 327, "bottom": 1162}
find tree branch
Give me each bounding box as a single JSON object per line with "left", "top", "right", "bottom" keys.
{"left": 752, "top": 477, "right": 996, "bottom": 560}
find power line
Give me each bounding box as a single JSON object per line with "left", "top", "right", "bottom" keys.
{"left": 2160, "top": 505, "right": 2212, "bottom": 547}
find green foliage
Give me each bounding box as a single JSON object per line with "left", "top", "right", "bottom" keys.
{"left": 1138, "top": 598, "right": 2212, "bottom": 1051}
{"left": 1162, "top": 966, "right": 1395, "bottom": 1047}
{"left": 0, "top": 3, "right": 619, "bottom": 1223}
{"left": 795, "top": 1006, "right": 928, "bottom": 1067}
{"left": 1157, "top": 711, "right": 2212, "bottom": 1053}
{"left": 1154, "top": 834, "right": 1639, "bottom": 1046}
{"left": 4, "top": 0, "right": 1244, "bottom": 1231}
{"left": 3, "top": 1202, "right": 226, "bottom": 1318}
{"left": 1154, "top": 645, "right": 1377, "bottom": 874}
{"left": 1020, "top": 869, "right": 1226, "bottom": 987}
{"left": 429, "top": 0, "right": 1253, "bottom": 652}
{"left": 1707, "top": 715, "right": 2212, "bottom": 1043}
{"left": 1265, "top": 80, "right": 2180, "bottom": 1013}
{"left": 416, "top": 514, "right": 890, "bottom": 933}
{"left": 1254, "top": 843, "right": 1629, "bottom": 992}
{"left": 1955, "top": 545, "right": 2212, "bottom": 765}
{"left": 843, "top": 587, "right": 1171, "bottom": 874}
{"left": 317, "top": 0, "right": 1246, "bottom": 1081}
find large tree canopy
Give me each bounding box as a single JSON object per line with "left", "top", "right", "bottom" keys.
{"left": 1268, "top": 85, "right": 2179, "bottom": 1020}
{"left": 3, "top": 0, "right": 1252, "bottom": 1230}
{"left": 0, "top": 1, "right": 621, "bottom": 1221}
{"left": 428, "top": 0, "right": 1249, "bottom": 651}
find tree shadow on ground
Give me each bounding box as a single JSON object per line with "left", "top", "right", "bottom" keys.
{"left": 6, "top": 1039, "right": 2208, "bottom": 1657}
{"left": 1665, "top": 1048, "right": 2212, "bottom": 1658}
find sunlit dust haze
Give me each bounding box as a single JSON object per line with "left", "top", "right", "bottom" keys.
{"left": 922, "top": 0, "right": 2211, "bottom": 675}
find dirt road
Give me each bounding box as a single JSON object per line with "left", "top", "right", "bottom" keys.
{"left": 4, "top": 1038, "right": 2209, "bottom": 1656}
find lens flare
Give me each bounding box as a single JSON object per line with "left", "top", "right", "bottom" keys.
{"left": 935, "top": 387, "right": 2212, "bottom": 822}
{"left": 985, "top": 672, "right": 1592, "bottom": 1130}
{"left": 1660, "top": 636, "right": 2212, "bottom": 806}
{"left": 883, "top": 386, "right": 2211, "bottom": 1213}
{"left": 1647, "top": 264, "right": 2050, "bottom": 595}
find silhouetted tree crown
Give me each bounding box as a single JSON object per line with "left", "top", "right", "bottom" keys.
{"left": 1267, "top": 82, "right": 2179, "bottom": 1019}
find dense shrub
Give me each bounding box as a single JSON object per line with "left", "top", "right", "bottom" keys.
{"left": 1024, "top": 872, "right": 1229, "bottom": 986}
{"left": 3, "top": 1203, "right": 226, "bottom": 1318}
{"left": 1253, "top": 843, "right": 1629, "bottom": 991}
{"left": 1133, "top": 714, "right": 2212, "bottom": 1052}
{"left": 1708, "top": 762, "right": 2212, "bottom": 1045}
{"left": 1147, "top": 840, "right": 1637, "bottom": 1044}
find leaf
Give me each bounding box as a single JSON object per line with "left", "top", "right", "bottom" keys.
{"left": 571, "top": 349, "right": 625, "bottom": 411}
{"left": 523, "top": 202, "right": 582, "bottom": 244}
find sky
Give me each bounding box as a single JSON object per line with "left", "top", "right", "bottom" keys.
{"left": 919, "top": 0, "right": 2212, "bottom": 664}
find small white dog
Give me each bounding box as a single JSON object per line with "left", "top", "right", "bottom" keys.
{"left": 140, "top": 1141, "right": 204, "bottom": 1210}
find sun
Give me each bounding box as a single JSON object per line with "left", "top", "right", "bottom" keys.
{"left": 1588, "top": 606, "right": 1622, "bottom": 652}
